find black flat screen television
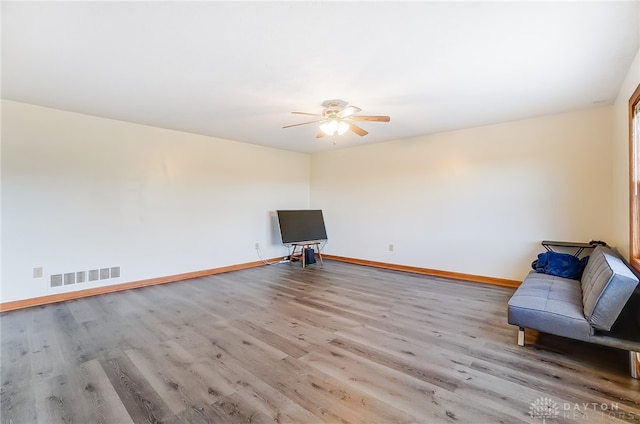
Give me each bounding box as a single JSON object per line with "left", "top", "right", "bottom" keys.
{"left": 276, "top": 210, "right": 327, "bottom": 244}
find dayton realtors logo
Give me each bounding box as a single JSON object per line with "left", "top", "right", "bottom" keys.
{"left": 529, "top": 397, "right": 635, "bottom": 422}
{"left": 529, "top": 397, "right": 559, "bottom": 423}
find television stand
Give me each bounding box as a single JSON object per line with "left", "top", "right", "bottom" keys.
{"left": 290, "top": 243, "right": 323, "bottom": 268}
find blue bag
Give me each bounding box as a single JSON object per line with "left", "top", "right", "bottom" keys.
{"left": 532, "top": 251, "right": 589, "bottom": 280}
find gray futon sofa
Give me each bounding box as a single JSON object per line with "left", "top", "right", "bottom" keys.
{"left": 508, "top": 245, "right": 640, "bottom": 378}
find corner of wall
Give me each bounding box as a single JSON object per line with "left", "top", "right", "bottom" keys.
{"left": 611, "top": 47, "right": 640, "bottom": 259}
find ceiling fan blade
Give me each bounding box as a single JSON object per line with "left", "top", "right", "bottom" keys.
{"left": 339, "top": 106, "right": 362, "bottom": 118}
{"left": 291, "top": 111, "right": 323, "bottom": 117}
{"left": 316, "top": 132, "right": 325, "bottom": 139}
{"left": 282, "top": 120, "right": 322, "bottom": 129}
{"left": 350, "top": 124, "right": 368, "bottom": 136}
{"left": 351, "top": 115, "right": 391, "bottom": 122}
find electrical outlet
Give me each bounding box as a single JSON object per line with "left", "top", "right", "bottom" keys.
{"left": 389, "top": 244, "right": 394, "bottom": 252}
{"left": 33, "top": 267, "right": 43, "bottom": 278}
{"left": 255, "top": 242, "right": 260, "bottom": 250}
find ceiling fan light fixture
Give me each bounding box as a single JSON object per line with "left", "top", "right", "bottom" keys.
{"left": 320, "top": 119, "right": 350, "bottom": 136}
{"left": 319, "top": 120, "right": 335, "bottom": 136}
{"left": 337, "top": 120, "right": 350, "bottom": 135}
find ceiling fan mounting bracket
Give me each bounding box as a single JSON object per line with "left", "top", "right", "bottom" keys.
{"left": 321, "top": 99, "right": 347, "bottom": 119}
{"left": 321, "top": 99, "right": 348, "bottom": 109}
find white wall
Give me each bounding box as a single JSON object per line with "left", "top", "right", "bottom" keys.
{"left": 4, "top": 61, "right": 637, "bottom": 303}
{"left": 311, "top": 107, "right": 614, "bottom": 280}
{"left": 1, "top": 100, "right": 310, "bottom": 303}
{"left": 612, "top": 47, "right": 640, "bottom": 259}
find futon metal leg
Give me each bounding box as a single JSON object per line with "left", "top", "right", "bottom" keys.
{"left": 631, "top": 351, "right": 639, "bottom": 379}
{"left": 517, "top": 327, "right": 525, "bottom": 346}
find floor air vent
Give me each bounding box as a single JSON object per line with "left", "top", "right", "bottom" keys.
{"left": 49, "top": 266, "right": 120, "bottom": 289}
{"left": 88, "top": 269, "right": 99, "bottom": 281}
{"left": 100, "top": 268, "right": 110, "bottom": 280}
{"left": 51, "top": 274, "right": 63, "bottom": 287}
{"left": 110, "top": 267, "right": 120, "bottom": 278}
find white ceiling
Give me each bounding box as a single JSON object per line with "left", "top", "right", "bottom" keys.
{"left": 2, "top": 1, "right": 639, "bottom": 153}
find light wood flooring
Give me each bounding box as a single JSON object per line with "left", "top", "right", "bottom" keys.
{"left": 1, "top": 260, "right": 639, "bottom": 423}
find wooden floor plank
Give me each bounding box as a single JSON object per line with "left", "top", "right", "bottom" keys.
{"left": 100, "top": 353, "right": 174, "bottom": 423}
{"left": 299, "top": 342, "right": 484, "bottom": 423}
{"left": 81, "top": 359, "right": 136, "bottom": 424}
{"left": 0, "top": 309, "right": 37, "bottom": 424}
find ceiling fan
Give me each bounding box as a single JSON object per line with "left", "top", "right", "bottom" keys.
{"left": 283, "top": 99, "right": 390, "bottom": 138}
